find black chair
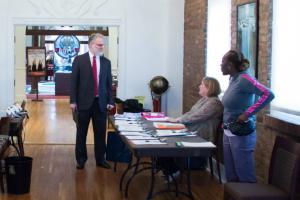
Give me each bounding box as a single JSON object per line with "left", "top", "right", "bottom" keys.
{"left": 208, "top": 122, "right": 223, "bottom": 184}
{"left": 224, "top": 136, "right": 300, "bottom": 200}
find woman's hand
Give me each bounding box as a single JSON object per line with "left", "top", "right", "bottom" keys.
{"left": 167, "top": 117, "right": 179, "bottom": 123}
{"left": 237, "top": 113, "right": 249, "bottom": 123}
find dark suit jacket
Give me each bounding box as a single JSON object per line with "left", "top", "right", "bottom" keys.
{"left": 70, "top": 52, "right": 114, "bottom": 112}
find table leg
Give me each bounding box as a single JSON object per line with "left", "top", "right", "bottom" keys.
{"left": 9, "top": 136, "right": 21, "bottom": 157}
{"left": 146, "top": 157, "right": 156, "bottom": 200}
{"left": 119, "top": 159, "right": 134, "bottom": 191}
{"left": 125, "top": 158, "right": 141, "bottom": 197}
{"left": 186, "top": 157, "right": 195, "bottom": 200}
{"left": 17, "top": 133, "right": 24, "bottom": 156}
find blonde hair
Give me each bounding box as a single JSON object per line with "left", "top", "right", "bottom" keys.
{"left": 202, "top": 77, "right": 221, "bottom": 97}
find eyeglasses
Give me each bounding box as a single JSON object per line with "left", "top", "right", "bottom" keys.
{"left": 95, "top": 43, "right": 104, "bottom": 47}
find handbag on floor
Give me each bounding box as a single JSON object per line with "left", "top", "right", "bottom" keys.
{"left": 106, "top": 131, "right": 132, "bottom": 163}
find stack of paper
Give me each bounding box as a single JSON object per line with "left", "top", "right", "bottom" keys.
{"left": 142, "top": 112, "right": 169, "bottom": 122}
{"left": 141, "top": 112, "right": 165, "bottom": 117}
{"left": 115, "top": 120, "right": 139, "bottom": 126}
{"left": 153, "top": 122, "right": 186, "bottom": 130}
{"left": 114, "top": 112, "right": 141, "bottom": 120}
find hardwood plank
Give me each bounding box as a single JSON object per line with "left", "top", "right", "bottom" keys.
{"left": 23, "top": 99, "right": 94, "bottom": 144}
{"left": 1, "top": 145, "right": 224, "bottom": 200}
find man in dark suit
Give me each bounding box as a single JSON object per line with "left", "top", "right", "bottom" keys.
{"left": 70, "top": 33, "right": 114, "bottom": 169}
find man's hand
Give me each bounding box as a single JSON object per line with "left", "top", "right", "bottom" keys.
{"left": 70, "top": 103, "right": 77, "bottom": 112}
{"left": 107, "top": 104, "right": 114, "bottom": 111}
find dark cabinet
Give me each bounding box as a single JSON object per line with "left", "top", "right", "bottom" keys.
{"left": 55, "top": 72, "right": 71, "bottom": 96}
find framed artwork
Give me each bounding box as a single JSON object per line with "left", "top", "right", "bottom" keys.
{"left": 26, "top": 47, "right": 46, "bottom": 72}
{"left": 236, "top": 1, "right": 258, "bottom": 77}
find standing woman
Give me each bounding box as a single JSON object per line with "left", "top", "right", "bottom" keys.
{"left": 221, "top": 50, "right": 274, "bottom": 183}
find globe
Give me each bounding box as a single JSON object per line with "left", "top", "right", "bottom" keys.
{"left": 149, "top": 76, "right": 169, "bottom": 95}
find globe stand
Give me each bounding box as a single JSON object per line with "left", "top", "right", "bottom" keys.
{"left": 149, "top": 76, "right": 169, "bottom": 113}
{"left": 151, "top": 92, "right": 161, "bottom": 112}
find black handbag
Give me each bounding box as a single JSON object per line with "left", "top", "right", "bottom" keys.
{"left": 106, "top": 131, "right": 132, "bottom": 163}
{"left": 224, "top": 120, "right": 255, "bottom": 136}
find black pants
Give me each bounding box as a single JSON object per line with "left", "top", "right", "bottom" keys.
{"left": 76, "top": 98, "right": 107, "bottom": 165}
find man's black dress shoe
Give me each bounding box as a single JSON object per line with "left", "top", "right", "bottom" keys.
{"left": 76, "top": 162, "right": 84, "bottom": 169}
{"left": 96, "top": 160, "right": 111, "bottom": 169}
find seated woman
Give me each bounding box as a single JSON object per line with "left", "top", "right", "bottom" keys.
{"left": 159, "top": 76, "right": 224, "bottom": 177}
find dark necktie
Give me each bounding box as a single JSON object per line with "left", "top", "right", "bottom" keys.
{"left": 92, "top": 56, "right": 98, "bottom": 96}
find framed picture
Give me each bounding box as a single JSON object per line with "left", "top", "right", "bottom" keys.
{"left": 26, "top": 47, "right": 46, "bottom": 72}
{"left": 236, "top": 1, "right": 258, "bottom": 77}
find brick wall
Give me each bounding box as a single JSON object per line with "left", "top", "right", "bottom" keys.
{"left": 184, "top": 0, "right": 300, "bottom": 183}
{"left": 183, "top": 0, "right": 207, "bottom": 113}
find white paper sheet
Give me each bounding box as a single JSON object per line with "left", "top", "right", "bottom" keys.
{"left": 181, "top": 142, "right": 216, "bottom": 148}
{"left": 155, "top": 130, "right": 195, "bottom": 137}
{"left": 125, "top": 136, "right": 157, "bottom": 140}
{"left": 131, "top": 140, "right": 167, "bottom": 145}
{"left": 118, "top": 126, "right": 144, "bottom": 132}
{"left": 120, "top": 132, "right": 149, "bottom": 136}
{"left": 115, "top": 120, "right": 140, "bottom": 126}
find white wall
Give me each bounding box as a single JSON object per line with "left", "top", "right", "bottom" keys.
{"left": 0, "top": 0, "right": 184, "bottom": 115}
{"left": 14, "top": 26, "right": 27, "bottom": 102}
{"left": 164, "top": 0, "right": 184, "bottom": 117}
{"left": 108, "top": 26, "right": 119, "bottom": 76}
{"left": 0, "top": 1, "right": 9, "bottom": 109}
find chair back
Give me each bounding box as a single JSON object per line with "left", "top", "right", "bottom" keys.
{"left": 21, "top": 100, "right": 26, "bottom": 111}
{"left": 213, "top": 120, "right": 224, "bottom": 160}
{"left": 0, "top": 117, "right": 10, "bottom": 135}
{"left": 268, "top": 136, "right": 300, "bottom": 199}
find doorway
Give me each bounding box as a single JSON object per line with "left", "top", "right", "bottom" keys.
{"left": 14, "top": 24, "right": 119, "bottom": 144}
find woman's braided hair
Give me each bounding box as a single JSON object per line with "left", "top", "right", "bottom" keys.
{"left": 225, "top": 50, "right": 250, "bottom": 72}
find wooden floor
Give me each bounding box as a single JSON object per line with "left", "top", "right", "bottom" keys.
{"left": 0, "top": 99, "right": 224, "bottom": 200}
{"left": 1, "top": 145, "right": 224, "bottom": 200}
{"left": 23, "top": 99, "right": 94, "bottom": 144}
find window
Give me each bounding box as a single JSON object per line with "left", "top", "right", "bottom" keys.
{"left": 206, "top": 0, "right": 231, "bottom": 91}
{"left": 271, "top": 0, "right": 300, "bottom": 116}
